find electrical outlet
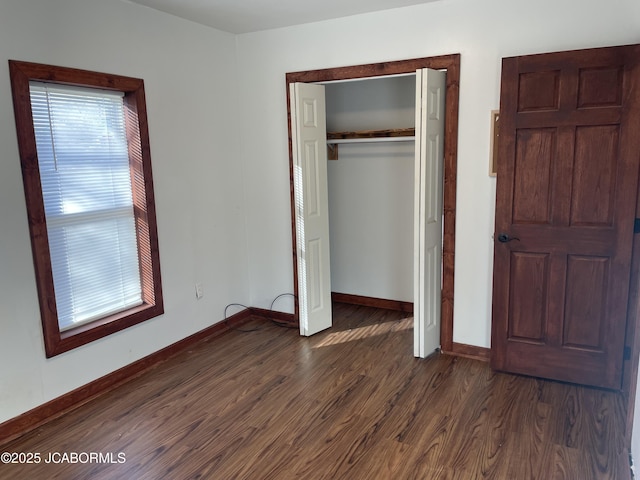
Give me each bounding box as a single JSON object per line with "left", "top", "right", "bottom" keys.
{"left": 195, "top": 283, "right": 203, "bottom": 299}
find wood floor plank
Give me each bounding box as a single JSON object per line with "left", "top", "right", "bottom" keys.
{"left": 505, "top": 403, "right": 554, "bottom": 480}
{"left": 0, "top": 304, "right": 630, "bottom": 480}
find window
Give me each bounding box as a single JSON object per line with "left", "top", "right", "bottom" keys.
{"left": 9, "top": 61, "right": 163, "bottom": 357}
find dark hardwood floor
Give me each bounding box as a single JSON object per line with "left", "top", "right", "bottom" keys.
{"left": 0, "top": 303, "right": 630, "bottom": 479}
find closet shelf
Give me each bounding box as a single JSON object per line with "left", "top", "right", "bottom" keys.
{"left": 327, "top": 127, "right": 415, "bottom": 143}
{"left": 326, "top": 128, "right": 415, "bottom": 160}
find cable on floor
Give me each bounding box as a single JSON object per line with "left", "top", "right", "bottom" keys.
{"left": 223, "top": 303, "right": 261, "bottom": 332}
{"left": 224, "top": 293, "right": 298, "bottom": 332}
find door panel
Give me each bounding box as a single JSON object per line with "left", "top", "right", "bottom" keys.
{"left": 290, "top": 83, "right": 332, "bottom": 336}
{"left": 517, "top": 70, "right": 560, "bottom": 111}
{"left": 570, "top": 126, "right": 618, "bottom": 226}
{"left": 512, "top": 128, "right": 555, "bottom": 224}
{"left": 414, "top": 68, "right": 446, "bottom": 358}
{"left": 563, "top": 255, "right": 608, "bottom": 349}
{"left": 577, "top": 67, "right": 623, "bottom": 108}
{"left": 492, "top": 44, "right": 640, "bottom": 389}
{"left": 508, "top": 252, "right": 548, "bottom": 342}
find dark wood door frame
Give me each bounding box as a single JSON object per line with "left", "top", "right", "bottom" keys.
{"left": 285, "top": 54, "right": 470, "bottom": 357}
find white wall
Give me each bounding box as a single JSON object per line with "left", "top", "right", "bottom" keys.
{"left": 0, "top": 0, "right": 248, "bottom": 424}
{"left": 237, "top": 0, "right": 640, "bottom": 347}
{"left": 328, "top": 143, "right": 415, "bottom": 302}
{"left": 326, "top": 76, "right": 415, "bottom": 302}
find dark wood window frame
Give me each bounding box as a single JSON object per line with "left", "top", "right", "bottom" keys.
{"left": 9, "top": 60, "right": 163, "bottom": 357}
{"left": 286, "top": 54, "right": 462, "bottom": 356}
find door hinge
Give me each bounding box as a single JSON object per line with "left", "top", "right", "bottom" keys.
{"left": 634, "top": 218, "right": 640, "bottom": 234}
{"left": 624, "top": 346, "right": 631, "bottom": 361}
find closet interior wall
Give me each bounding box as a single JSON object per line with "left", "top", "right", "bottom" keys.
{"left": 325, "top": 75, "right": 416, "bottom": 304}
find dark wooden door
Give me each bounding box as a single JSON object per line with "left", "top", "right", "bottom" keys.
{"left": 491, "top": 44, "right": 640, "bottom": 389}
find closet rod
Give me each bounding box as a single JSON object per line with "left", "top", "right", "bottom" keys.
{"left": 327, "top": 136, "right": 415, "bottom": 145}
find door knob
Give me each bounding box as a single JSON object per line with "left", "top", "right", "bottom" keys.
{"left": 497, "top": 233, "right": 519, "bottom": 243}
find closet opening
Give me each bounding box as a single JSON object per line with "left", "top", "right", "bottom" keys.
{"left": 286, "top": 54, "right": 463, "bottom": 358}
{"left": 324, "top": 73, "right": 416, "bottom": 318}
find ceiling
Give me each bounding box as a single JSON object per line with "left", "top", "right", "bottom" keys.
{"left": 127, "top": 0, "right": 443, "bottom": 34}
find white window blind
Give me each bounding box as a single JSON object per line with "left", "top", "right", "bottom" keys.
{"left": 30, "top": 82, "right": 142, "bottom": 331}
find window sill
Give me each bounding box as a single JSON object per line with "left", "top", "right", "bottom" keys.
{"left": 47, "top": 301, "right": 164, "bottom": 357}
